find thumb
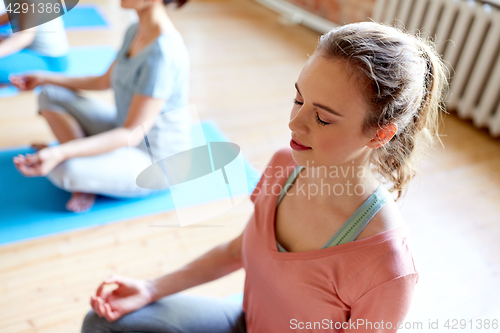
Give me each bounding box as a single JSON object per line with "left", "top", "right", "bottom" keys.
{"left": 97, "top": 275, "right": 123, "bottom": 299}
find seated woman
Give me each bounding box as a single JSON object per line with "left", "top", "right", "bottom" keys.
{"left": 0, "top": 1, "right": 69, "bottom": 84}
{"left": 11, "top": 0, "right": 191, "bottom": 212}
{"left": 79, "top": 22, "right": 448, "bottom": 333}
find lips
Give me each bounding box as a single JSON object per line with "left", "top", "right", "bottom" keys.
{"left": 290, "top": 138, "right": 312, "bottom": 151}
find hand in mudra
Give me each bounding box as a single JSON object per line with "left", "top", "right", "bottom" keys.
{"left": 90, "top": 274, "right": 158, "bottom": 322}
{"left": 13, "top": 147, "right": 64, "bottom": 177}
{"left": 9, "top": 74, "right": 45, "bottom": 91}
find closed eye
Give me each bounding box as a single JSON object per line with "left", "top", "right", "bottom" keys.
{"left": 294, "top": 99, "right": 330, "bottom": 126}
{"left": 316, "top": 112, "right": 329, "bottom": 126}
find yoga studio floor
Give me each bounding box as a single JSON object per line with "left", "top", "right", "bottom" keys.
{"left": 1, "top": 0, "right": 500, "bottom": 331}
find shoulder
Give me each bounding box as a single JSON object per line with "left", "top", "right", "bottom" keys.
{"left": 156, "top": 30, "right": 186, "bottom": 52}
{"left": 261, "top": 147, "right": 297, "bottom": 181}
{"left": 351, "top": 197, "right": 417, "bottom": 280}
{"left": 147, "top": 32, "right": 187, "bottom": 65}
{"left": 269, "top": 147, "right": 295, "bottom": 169}
{"left": 353, "top": 230, "right": 418, "bottom": 294}
{"left": 355, "top": 198, "right": 407, "bottom": 241}
{"left": 372, "top": 223, "right": 418, "bottom": 278}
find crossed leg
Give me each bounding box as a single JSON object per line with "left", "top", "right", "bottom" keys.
{"left": 39, "top": 109, "right": 96, "bottom": 212}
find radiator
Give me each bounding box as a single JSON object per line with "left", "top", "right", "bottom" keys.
{"left": 373, "top": 0, "right": 500, "bottom": 137}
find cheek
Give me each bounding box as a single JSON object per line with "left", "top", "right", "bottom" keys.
{"left": 315, "top": 132, "right": 338, "bottom": 152}
{"left": 315, "top": 128, "right": 353, "bottom": 157}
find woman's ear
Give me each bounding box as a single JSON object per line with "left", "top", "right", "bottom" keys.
{"left": 367, "top": 123, "right": 398, "bottom": 149}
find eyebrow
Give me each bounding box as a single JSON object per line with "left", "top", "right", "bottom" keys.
{"left": 295, "top": 82, "right": 344, "bottom": 118}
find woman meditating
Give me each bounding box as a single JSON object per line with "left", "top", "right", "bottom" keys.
{"left": 81, "top": 22, "right": 447, "bottom": 332}
{"left": 12, "top": 0, "right": 191, "bottom": 212}
{"left": 0, "top": 1, "right": 69, "bottom": 84}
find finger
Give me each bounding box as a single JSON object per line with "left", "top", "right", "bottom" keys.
{"left": 90, "top": 297, "right": 99, "bottom": 315}
{"left": 96, "top": 281, "right": 109, "bottom": 298}
{"left": 104, "top": 303, "right": 117, "bottom": 322}
{"left": 26, "top": 164, "right": 42, "bottom": 176}
{"left": 15, "top": 156, "right": 28, "bottom": 167}
{"left": 13, "top": 160, "right": 24, "bottom": 172}
{"left": 14, "top": 154, "right": 26, "bottom": 162}
{"left": 91, "top": 297, "right": 103, "bottom": 317}
{"left": 18, "top": 163, "right": 32, "bottom": 176}
{"left": 18, "top": 163, "right": 40, "bottom": 177}
{"left": 92, "top": 296, "right": 103, "bottom": 317}
{"left": 98, "top": 298, "right": 106, "bottom": 318}
{"left": 103, "top": 302, "right": 111, "bottom": 321}
{"left": 15, "top": 159, "right": 28, "bottom": 170}
{"left": 103, "top": 275, "right": 126, "bottom": 291}
{"left": 23, "top": 155, "right": 34, "bottom": 167}
{"left": 9, "top": 76, "right": 25, "bottom": 89}
{"left": 96, "top": 280, "right": 116, "bottom": 302}
{"left": 25, "top": 153, "right": 39, "bottom": 166}
{"left": 8, "top": 75, "right": 20, "bottom": 84}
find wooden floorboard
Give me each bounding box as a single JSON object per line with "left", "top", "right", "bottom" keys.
{"left": 1, "top": 0, "right": 499, "bottom": 331}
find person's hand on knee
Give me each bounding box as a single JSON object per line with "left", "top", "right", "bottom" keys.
{"left": 90, "top": 274, "right": 158, "bottom": 322}
{"left": 13, "top": 146, "right": 65, "bottom": 176}
{"left": 9, "top": 73, "right": 45, "bottom": 91}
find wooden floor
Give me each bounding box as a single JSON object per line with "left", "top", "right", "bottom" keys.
{"left": 1, "top": 0, "right": 500, "bottom": 332}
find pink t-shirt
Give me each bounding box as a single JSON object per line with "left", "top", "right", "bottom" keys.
{"left": 241, "top": 148, "right": 419, "bottom": 333}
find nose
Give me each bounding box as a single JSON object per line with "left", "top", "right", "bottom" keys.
{"left": 289, "top": 104, "right": 309, "bottom": 135}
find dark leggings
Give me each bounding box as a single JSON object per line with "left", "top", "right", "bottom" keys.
{"left": 81, "top": 293, "right": 247, "bottom": 333}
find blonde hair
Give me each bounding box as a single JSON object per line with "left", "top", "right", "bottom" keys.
{"left": 316, "top": 21, "right": 448, "bottom": 201}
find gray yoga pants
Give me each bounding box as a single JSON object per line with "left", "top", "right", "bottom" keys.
{"left": 81, "top": 293, "right": 247, "bottom": 333}
{"left": 38, "top": 85, "right": 159, "bottom": 198}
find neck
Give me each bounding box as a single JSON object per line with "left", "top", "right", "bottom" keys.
{"left": 135, "top": 3, "right": 174, "bottom": 35}
{"left": 297, "top": 153, "right": 380, "bottom": 209}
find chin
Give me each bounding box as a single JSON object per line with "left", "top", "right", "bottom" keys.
{"left": 119, "top": 0, "right": 131, "bottom": 9}
{"left": 290, "top": 150, "right": 312, "bottom": 167}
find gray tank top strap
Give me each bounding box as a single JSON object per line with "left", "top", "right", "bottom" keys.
{"left": 275, "top": 165, "right": 392, "bottom": 252}
{"left": 276, "top": 241, "right": 288, "bottom": 252}
{"left": 276, "top": 165, "right": 305, "bottom": 206}
{"left": 319, "top": 182, "right": 392, "bottom": 248}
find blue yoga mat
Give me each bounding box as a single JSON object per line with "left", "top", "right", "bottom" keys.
{"left": 0, "top": 5, "right": 109, "bottom": 34}
{"left": 0, "top": 85, "right": 19, "bottom": 98}
{"left": 62, "top": 5, "right": 109, "bottom": 30}
{"left": 0, "top": 45, "right": 116, "bottom": 98}
{"left": 0, "top": 120, "right": 261, "bottom": 246}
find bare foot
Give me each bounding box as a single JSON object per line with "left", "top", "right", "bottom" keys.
{"left": 66, "top": 192, "right": 96, "bottom": 213}
{"left": 31, "top": 143, "right": 48, "bottom": 151}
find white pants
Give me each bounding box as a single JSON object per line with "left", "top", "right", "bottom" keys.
{"left": 39, "top": 85, "right": 162, "bottom": 198}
